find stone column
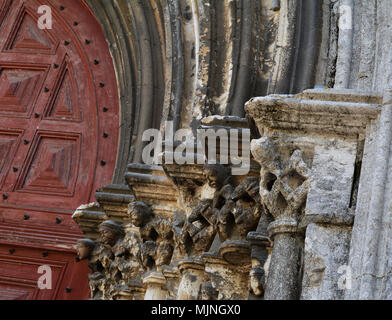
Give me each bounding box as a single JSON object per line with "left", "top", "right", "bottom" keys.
{"left": 176, "top": 257, "right": 205, "bottom": 300}
{"left": 264, "top": 217, "right": 304, "bottom": 300}
{"left": 143, "top": 271, "right": 168, "bottom": 300}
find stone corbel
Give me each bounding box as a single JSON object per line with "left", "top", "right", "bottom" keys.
{"left": 246, "top": 89, "right": 381, "bottom": 300}
{"left": 72, "top": 203, "right": 108, "bottom": 240}
{"left": 125, "top": 163, "right": 179, "bottom": 218}
{"left": 95, "top": 184, "right": 135, "bottom": 224}
{"left": 161, "top": 145, "right": 205, "bottom": 215}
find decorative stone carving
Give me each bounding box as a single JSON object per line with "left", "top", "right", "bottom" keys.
{"left": 231, "top": 177, "right": 263, "bottom": 238}
{"left": 251, "top": 136, "right": 311, "bottom": 300}
{"left": 110, "top": 225, "right": 144, "bottom": 286}
{"left": 254, "top": 137, "right": 310, "bottom": 222}
{"left": 202, "top": 163, "right": 263, "bottom": 245}
{"left": 76, "top": 239, "right": 95, "bottom": 262}
{"left": 78, "top": 220, "right": 146, "bottom": 300}
{"left": 127, "top": 201, "right": 174, "bottom": 272}
{"left": 217, "top": 176, "right": 266, "bottom": 265}
{"left": 182, "top": 199, "right": 217, "bottom": 256}
{"left": 99, "top": 220, "right": 124, "bottom": 247}
{"left": 246, "top": 212, "right": 273, "bottom": 299}
{"left": 171, "top": 163, "right": 266, "bottom": 263}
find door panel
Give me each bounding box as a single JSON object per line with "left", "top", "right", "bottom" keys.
{"left": 0, "top": 244, "right": 90, "bottom": 300}
{"left": 0, "top": 0, "right": 120, "bottom": 299}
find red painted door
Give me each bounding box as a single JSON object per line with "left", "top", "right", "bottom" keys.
{"left": 0, "top": 0, "right": 119, "bottom": 299}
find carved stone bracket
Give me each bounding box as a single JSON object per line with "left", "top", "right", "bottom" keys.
{"left": 125, "top": 163, "right": 179, "bottom": 218}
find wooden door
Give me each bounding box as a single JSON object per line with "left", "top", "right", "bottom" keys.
{"left": 0, "top": 0, "right": 120, "bottom": 299}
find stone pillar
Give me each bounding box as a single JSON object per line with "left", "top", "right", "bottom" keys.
{"left": 143, "top": 271, "right": 168, "bottom": 300}
{"left": 264, "top": 218, "right": 304, "bottom": 300}
{"left": 176, "top": 257, "right": 205, "bottom": 300}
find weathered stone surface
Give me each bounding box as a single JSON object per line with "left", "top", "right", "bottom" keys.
{"left": 346, "top": 89, "right": 392, "bottom": 300}
{"left": 202, "top": 252, "right": 250, "bottom": 300}
{"left": 177, "top": 257, "right": 205, "bottom": 300}
{"left": 143, "top": 271, "right": 168, "bottom": 300}
{"left": 301, "top": 224, "right": 352, "bottom": 300}
{"left": 72, "top": 87, "right": 388, "bottom": 301}
{"left": 264, "top": 234, "right": 303, "bottom": 300}
{"left": 305, "top": 141, "right": 356, "bottom": 216}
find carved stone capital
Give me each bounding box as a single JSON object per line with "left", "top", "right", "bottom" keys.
{"left": 142, "top": 271, "right": 168, "bottom": 300}
{"left": 267, "top": 217, "right": 300, "bottom": 239}
{"left": 177, "top": 257, "right": 206, "bottom": 300}
{"left": 247, "top": 232, "right": 271, "bottom": 248}
{"left": 178, "top": 257, "right": 205, "bottom": 274}
{"left": 219, "top": 240, "right": 251, "bottom": 267}
{"left": 246, "top": 89, "right": 380, "bottom": 300}
{"left": 251, "top": 136, "right": 310, "bottom": 221}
